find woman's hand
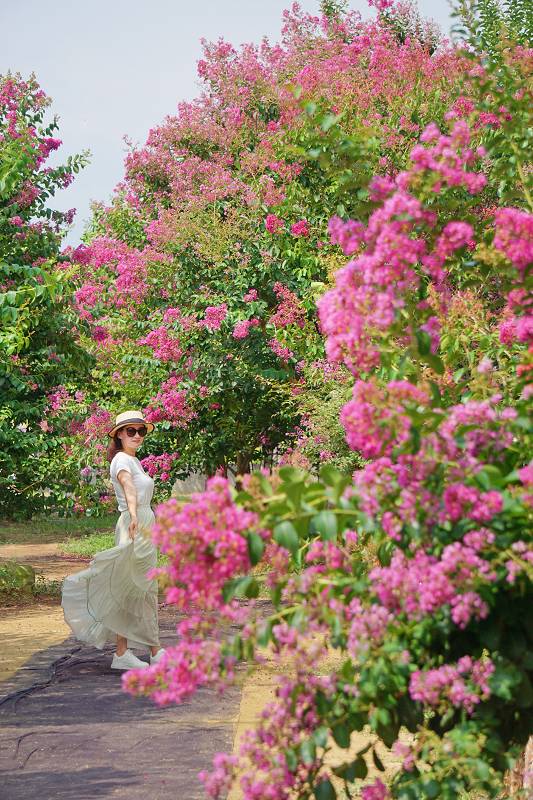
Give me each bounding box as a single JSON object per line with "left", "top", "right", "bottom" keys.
{"left": 128, "top": 515, "right": 138, "bottom": 540}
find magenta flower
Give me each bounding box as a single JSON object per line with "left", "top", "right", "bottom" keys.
{"left": 290, "top": 219, "right": 310, "bottom": 237}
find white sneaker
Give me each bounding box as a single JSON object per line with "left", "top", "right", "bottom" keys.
{"left": 150, "top": 647, "right": 166, "bottom": 665}
{"left": 111, "top": 649, "right": 149, "bottom": 670}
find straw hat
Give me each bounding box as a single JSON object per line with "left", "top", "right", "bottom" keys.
{"left": 108, "top": 410, "right": 154, "bottom": 438}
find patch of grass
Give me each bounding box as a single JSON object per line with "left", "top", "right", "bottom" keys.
{"left": 60, "top": 532, "right": 115, "bottom": 558}
{"left": 60, "top": 532, "right": 169, "bottom": 567}
{"left": 0, "top": 514, "right": 117, "bottom": 545}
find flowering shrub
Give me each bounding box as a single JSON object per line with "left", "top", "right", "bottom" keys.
{"left": 123, "top": 2, "right": 532, "bottom": 797}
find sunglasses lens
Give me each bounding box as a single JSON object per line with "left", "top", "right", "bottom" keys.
{"left": 125, "top": 426, "right": 147, "bottom": 437}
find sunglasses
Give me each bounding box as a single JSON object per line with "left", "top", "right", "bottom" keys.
{"left": 123, "top": 425, "right": 148, "bottom": 438}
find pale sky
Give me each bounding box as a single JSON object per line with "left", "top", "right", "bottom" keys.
{"left": 1, "top": 0, "right": 454, "bottom": 245}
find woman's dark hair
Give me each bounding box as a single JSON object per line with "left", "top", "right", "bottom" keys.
{"left": 107, "top": 433, "right": 123, "bottom": 462}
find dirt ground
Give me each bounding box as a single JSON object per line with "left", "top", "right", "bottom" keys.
{"left": 0, "top": 541, "right": 86, "bottom": 683}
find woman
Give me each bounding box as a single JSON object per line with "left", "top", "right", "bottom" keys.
{"left": 62, "top": 410, "right": 165, "bottom": 671}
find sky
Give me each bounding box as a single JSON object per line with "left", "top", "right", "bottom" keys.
{"left": 1, "top": 0, "right": 455, "bottom": 245}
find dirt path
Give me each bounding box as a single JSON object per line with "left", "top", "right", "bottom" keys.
{"left": 0, "top": 542, "right": 86, "bottom": 583}
{"left": 0, "top": 542, "right": 88, "bottom": 684}
{"left": 0, "top": 606, "right": 240, "bottom": 800}
{"left": 0, "top": 604, "right": 70, "bottom": 683}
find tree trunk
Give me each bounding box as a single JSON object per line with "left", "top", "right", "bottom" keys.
{"left": 505, "top": 737, "right": 533, "bottom": 797}
{"left": 236, "top": 453, "right": 251, "bottom": 475}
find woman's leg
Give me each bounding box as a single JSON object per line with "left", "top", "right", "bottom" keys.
{"left": 116, "top": 634, "right": 128, "bottom": 656}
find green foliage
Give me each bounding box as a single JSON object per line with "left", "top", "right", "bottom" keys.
{"left": 0, "top": 560, "right": 35, "bottom": 596}
{"left": 0, "top": 73, "right": 91, "bottom": 518}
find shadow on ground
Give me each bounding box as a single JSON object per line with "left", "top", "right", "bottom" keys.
{"left": 0, "top": 607, "right": 240, "bottom": 799}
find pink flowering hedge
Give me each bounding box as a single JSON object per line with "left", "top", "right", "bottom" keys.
{"left": 122, "top": 3, "right": 532, "bottom": 798}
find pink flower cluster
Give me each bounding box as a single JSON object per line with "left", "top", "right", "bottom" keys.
{"left": 346, "top": 598, "right": 394, "bottom": 657}
{"left": 328, "top": 215, "right": 365, "bottom": 255}
{"left": 361, "top": 779, "right": 389, "bottom": 800}
{"left": 201, "top": 304, "right": 228, "bottom": 331}
{"left": 319, "top": 121, "right": 488, "bottom": 376}
{"left": 152, "top": 476, "right": 262, "bottom": 610}
{"left": 290, "top": 219, "right": 309, "bottom": 237}
{"left": 140, "top": 452, "right": 179, "bottom": 481}
{"left": 268, "top": 338, "right": 294, "bottom": 362}
{"left": 341, "top": 379, "right": 428, "bottom": 459}
{"left": 493, "top": 207, "right": 533, "bottom": 275}
{"left": 265, "top": 213, "right": 285, "bottom": 234}
{"left": 46, "top": 385, "right": 71, "bottom": 413}
{"left": 143, "top": 376, "right": 196, "bottom": 428}
{"left": 81, "top": 407, "right": 113, "bottom": 449}
{"left": 369, "top": 538, "right": 497, "bottom": 628}
{"left": 411, "top": 120, "right": 487, "bottom": 194}
{"left": 352, "top": 398, "right": 513, "bottom": 538}
{"left": 200, "top": 673, "right": 334, "bottom": 799}
{"left": 138, "top": 326, "right": 183, "bottom": 362}
{"left": 122, "top": 636, "right": 232, "bottom": 706}
{"left": 232, "top": 318, "right": 260, "bottom": 339}
{"left": 409, "top": 656, "right": 495, "bottom": 714}
{"left": 243, "top": 288, "right": 258, "bottom": 302}
{"left": 269, "top": 283, "right": 306, "bottom": 329}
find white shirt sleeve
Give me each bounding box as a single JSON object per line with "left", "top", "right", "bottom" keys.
{"left": 110, "top": 452, "right": 133, "bottom": 482}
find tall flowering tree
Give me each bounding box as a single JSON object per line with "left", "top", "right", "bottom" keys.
{"left": 59, "top": 0, "right": 467, "bottom": 493}
{"left": 123, "top": 1, "right": 532, "bottom": 797}
{"left": 0, "top": 74, "right": 89, "bottom": 518}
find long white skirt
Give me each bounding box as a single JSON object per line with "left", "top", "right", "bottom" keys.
{"left": 61, "top": 507, "right": 159, "bottom": 650}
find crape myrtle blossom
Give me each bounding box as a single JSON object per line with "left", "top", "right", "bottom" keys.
{"left": 318, "top": 121, "right": 487, "bottom": 378}
{"left": 150, "top": 476, "right": 265, "bottom": 611}
{"left": 140, "top": 452, "right": 179, "bottom": 482}
{"left": 143, "top": 376, "right": 196, "bottom": 428}
{"left": 269, "top": 283, "right": 306, "bottom": 329}
{"left": 232, "top": 318, "right": 260, "bottom": 339}
{"left": 201, "top": 304, "right": 228, "bottom": 331}
{"left": 369, "top": 544, "right": 495, "bottom": 628}
{"left": 409, "top": 657, "right": 495, "bottom": 715}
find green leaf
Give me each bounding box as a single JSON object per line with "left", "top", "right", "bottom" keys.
{"left": 313, "top": 726, "right": 329, "bottom": 748}
{"left": 274, "top": 521, "right": 299, "bottom": 555}
{"left": 221, "top": 575, "right": 259, "bottom": 603}
{"left": 257, "top": 620, "right": 272, "bottom": 647}
{"left": 352, "top": 757, "right": 368, "bottom": 779}
{"left": 310, "top": 511, "right": 338, "bottom": 541}
{"left": 416, "top": 329, "right": 432, "bottom": 356}
{"left": 372, "top": 749, "right": 385, "bottom": 772}
{"left": 285, "top": 748, "right": 298, "bottom": 771}
{"left": 319, "top": 464, "right": 344, "bottom": 486}
{"left": 300, "top": 738, "right": 316, "bottom": 765}
{"left": 421, "top": 353, "right": 445, "bottom": 375}
{"left": 332, "top": 722, "right": 351, "bottom": 748}
{"left": 279, "top": 466, "right": 307, "bottom": 483}
{"left": 422, "top": 779, "right": 440, "bottom": 798}
{"left": 321, "top": 113, "right": 342, "bottom": 132}
{"left": 335, "top": 756, "right": 368, "bottom": 781}
{"left": 314, "top": 778, "right": 336, "bottom": 800}
{"left": 247, "top": 532, "right": 265, "bottom": 566}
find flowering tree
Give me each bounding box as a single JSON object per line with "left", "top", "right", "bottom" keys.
{"left": 123, "top": 2, "right": 532, "bottom": 797}
{"left": 53, "top": 0, "right": 469, "bottom": 502}
{"left": 0, "top": 74, "right": 89, "bottom": 518}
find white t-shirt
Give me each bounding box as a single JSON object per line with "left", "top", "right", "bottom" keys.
{"left": 110, "top": 452, "right": 155, "bottom": 512}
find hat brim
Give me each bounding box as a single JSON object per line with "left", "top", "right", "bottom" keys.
{"left": 108, "top": 418, "right": 155, "bottom": 437}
